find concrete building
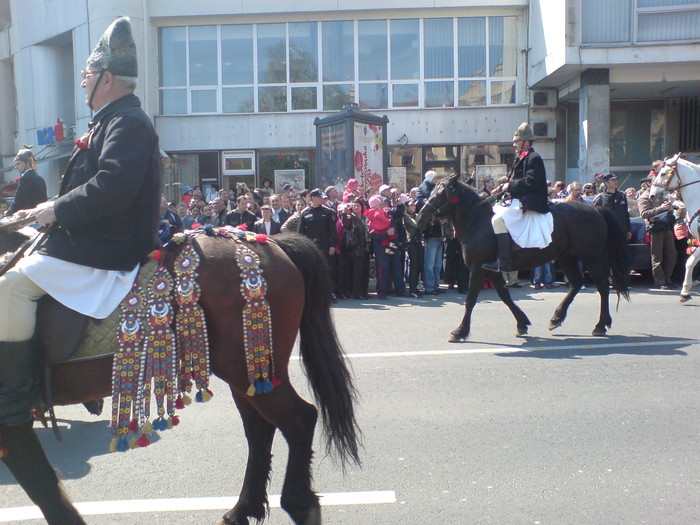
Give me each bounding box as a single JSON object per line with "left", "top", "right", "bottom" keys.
{"left": 0, "top": 0, "right": 698, "bottom": 203}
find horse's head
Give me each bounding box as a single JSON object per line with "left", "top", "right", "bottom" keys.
{"left": 416, "top": 173, "right": 461, "bottom": 231}
{"left": 650, "top": 153, "right": 681, "bottom": 200}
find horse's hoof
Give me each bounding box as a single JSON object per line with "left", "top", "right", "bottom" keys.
{"left": 592, "top": 327, "right": 607, "bottom": 337}
{"left": 515, "top": 326, "right": 528, "bottom": 337}
{"left": 448, "top": 332, "right": 468, "bottom": 343}
{"left": 679, "top": 294, "right": 692, "bottom": 303}
{"left": 548, "top": 319, "right": 562, "bottom": 331}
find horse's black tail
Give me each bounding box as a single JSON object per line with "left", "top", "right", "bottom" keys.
{"left": 596, "top": 207, "right": 631, "bottom": 301}
{"left": 273, "top": 233, "right": 361, "bottom": 467}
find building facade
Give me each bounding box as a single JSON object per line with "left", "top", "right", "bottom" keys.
{"left": 1, "top": 0, "right": 698, "bottom": 203}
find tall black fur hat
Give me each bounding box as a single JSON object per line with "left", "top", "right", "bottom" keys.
{"left": 86, "top": 17, "right": 137, "bottom": 77}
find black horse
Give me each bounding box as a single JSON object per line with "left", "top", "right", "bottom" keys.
{"left": 416, "top": 174, "right": 630, "bottom": 341}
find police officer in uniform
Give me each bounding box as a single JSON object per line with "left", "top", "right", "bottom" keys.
{"left": 592, "top": 173, "right": 631, "bottom": 240}
{"left": 298, "top": 188, "right": 337, "bottom": 260}
{"left": 483, "top": 122, "right": 549, "bottom": 272}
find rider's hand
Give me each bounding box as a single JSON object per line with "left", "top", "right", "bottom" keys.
{"left": 34, "top": 201, "right": 57, "bottom": 227}
{"left": 329, "top": 247, "right": 336, "bottom": 256}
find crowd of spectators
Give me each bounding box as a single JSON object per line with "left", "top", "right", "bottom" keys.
{"left": 159, "top": 161, "right": 699, "bottom": 299}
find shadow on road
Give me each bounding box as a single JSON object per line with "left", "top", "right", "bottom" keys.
{"left": 0, "top": 417, "right": 161, "bottom": 485}
{"left": 492, "top": 334, "right": 693, "bottom": 359}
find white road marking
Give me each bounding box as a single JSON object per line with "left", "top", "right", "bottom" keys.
{"left": 337, "top": 339, "right": 699, "bottom": 359}
{"left": 0, "top": 490, "right": 396, "bottom": 522}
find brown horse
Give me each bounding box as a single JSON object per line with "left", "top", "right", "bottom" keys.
{"left": 0, "top": 230, "right": 360, "bottom": 525}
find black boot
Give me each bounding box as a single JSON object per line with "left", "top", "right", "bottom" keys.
{"left": 482, "top": 233, "right": 512, "bottom": 272}
{"left": 0, "top": 340, "right": 40, "bottom": 426}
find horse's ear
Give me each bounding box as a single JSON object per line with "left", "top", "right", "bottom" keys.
{"left": 667, "top": 153, "right": 680, "bottom": 166}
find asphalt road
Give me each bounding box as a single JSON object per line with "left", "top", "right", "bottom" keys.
{"left": 1, "top": 281, "right": 699, "bottom": 524}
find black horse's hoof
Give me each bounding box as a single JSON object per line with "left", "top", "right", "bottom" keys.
{"left": 679, "top": 294, "right": 692, "bottom": 303}
{"left": 515, "top": 325, "right": 528, "bottom": 337}
{"left": 592, "top": 327, "right": 607, "bottom": 337}
{"left": 548, "top": 319, "right": 562, "bottom": 331}
{"left": 448, "top": 332, "right": 469, "bottom": 342}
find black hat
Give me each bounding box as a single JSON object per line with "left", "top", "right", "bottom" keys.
{"left": 602, "top": 173, "right": 618, "bottom": 182}
{"left": 309, "top": 188, "right": 327, "bottom": 198}
{"left": 86, "top": 17, "right": 138, "bottom": 77}
{"left": 14, "top": 146, "right": 34, "bottom": 164}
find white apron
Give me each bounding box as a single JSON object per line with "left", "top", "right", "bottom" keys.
{"left": 17, "top": 253, "right": 139, "bottom": 319}
{"left": 493, "top": 198, "right": 554, "bottom": 249}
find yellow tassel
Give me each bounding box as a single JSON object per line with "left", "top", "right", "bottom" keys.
{"left": 144, "top": 420, "right": 153, "bottom": 434}
{"left": 182, "top": 394, "right": 192, "bottom": 406}
{"left": 246, "top": 384, "right": 256, "bottom": 397}
{"left": 108, "top": 437, "right": 118, "bottom": 452}
{"left": 167, "top": 418, "right": 173, "bottom": 430}
{"left": 129, "top": 436, "right": 138, "bottom": 449}
{"left": 201, "top": 389, "right": 213, "bottom": 402}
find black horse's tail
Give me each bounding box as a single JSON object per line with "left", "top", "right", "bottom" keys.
{"left": 273, "top": 233, "right": 361, "bottom": 467}
{"left": 596, "top": 207, "right": 631, "bottom": 301}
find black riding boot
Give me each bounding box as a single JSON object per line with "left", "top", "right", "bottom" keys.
{"left": 482, "top": 233, "right": 512, "bottom": 272}
{"left": 0, "top": 340, "right": 39, "bottom": 426}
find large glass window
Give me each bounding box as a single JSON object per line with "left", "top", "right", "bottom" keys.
{"left": 359, "top": 20, "right": 388, "bottom": 81}
{"left": 322, "top": 21, "right": 354, "bottom": 82}
{"left": 424, "top": 19, "right": 454, "bottom": 79}
{"left": 222, "top": 25, "right": 253, "bottom": 85}
{"left": 289, "top": 22, "right": 318, "bottom": 83}
{"left": 159, "top": 16, "right": 520, "bottom": 115}
{"left": 189, "top": 26, "right": 217, "bottom": 86}
{"left": 390, "top": 19, "right": 420, "bottom": 80}
{"left": 258, "top": 23, "right": 287, "bottom": 84}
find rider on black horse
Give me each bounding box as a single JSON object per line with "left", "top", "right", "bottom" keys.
{"left": 0, "top": 17, "right": 161, "bottom": 427}
{"left": 482, "top": 122, "right": 549, "bottom": 272}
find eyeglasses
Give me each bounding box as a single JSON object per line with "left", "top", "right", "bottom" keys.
{"left": 80, "top": 69, "right": 99, "bottom": 80}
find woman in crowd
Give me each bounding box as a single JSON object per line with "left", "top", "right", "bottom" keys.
{"left": 338, "top": 199, "right": 371, "bottom": 299}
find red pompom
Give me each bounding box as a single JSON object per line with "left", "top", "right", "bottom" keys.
{"left": 171, "top": 415, "right": 180, "bottom": 426}
{"left": 137, "top": 434, "right": 151, "bottom": 448}
{"left": 127, "top": 419, "right": 139, "bottom": 433}
{"left": 151, "top": 250, "right": 163, "bottom": 261}
{"left": 14, "top": 177, "right": 20, "bottom": 183}
{"left": 271, "top": 377, "right": 282, "bottom": 387}
{"left": 175, "top": 396, "right": 185, "bottom": 410}
{"left": 450, "top": 196, "right": 459, "bottom": 204}
{"left": 191, "top": 223, "right": 202, "bottom": 229}
{"left": 238, "top": 223, "right": 248, "bottom": 231}
{"left": 255, "top": 233, "right": 268, "bottom": 243}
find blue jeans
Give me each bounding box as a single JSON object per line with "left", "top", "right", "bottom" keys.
{"left": 423, "top": 238, "right": 444, "bottom": 292}
{"left": 532, "top": 263, "right": 553, "bottom": 287}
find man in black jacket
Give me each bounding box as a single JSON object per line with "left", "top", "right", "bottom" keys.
{"left": 7, "top": 147, "right": 47, "bottom": 215}
{"left": 483, "top": 122, "right": 549, "bottom": 272}
{"left": 0, "top": 17, "right": 161, "bottom": 426}
{"left": 226, "top": 195, "right": 257, "bottom": 230}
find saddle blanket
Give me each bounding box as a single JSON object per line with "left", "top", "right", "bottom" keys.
{"left": 494, "top": 198, "right": 553, "bottom": 249}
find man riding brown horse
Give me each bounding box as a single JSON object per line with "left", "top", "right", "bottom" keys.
{"left": 0, "top": 17, "right": 161, "bottom": 427}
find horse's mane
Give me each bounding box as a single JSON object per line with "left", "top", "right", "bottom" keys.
{"left": 446, "top": 174, "right": 492, "bottom": 231}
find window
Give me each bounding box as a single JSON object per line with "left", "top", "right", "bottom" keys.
{"left": 159, "top": 16, "right": 520, "bottom": 115}
{"left": 222, "top": 151, "right": 256, "bottom": 176}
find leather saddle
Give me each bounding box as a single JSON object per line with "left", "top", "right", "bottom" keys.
{"left": 36, "top": 296, "right": 91, "bottom": 365}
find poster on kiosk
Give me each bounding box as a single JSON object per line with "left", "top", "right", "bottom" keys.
{"left": 314, "top": 104, "right": 389, "bottom": 196}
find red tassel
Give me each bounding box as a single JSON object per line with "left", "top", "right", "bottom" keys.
{"left": 137, "top": 434, "right": 151, "bottom": 448}
{"left": 255, "top": 233, "right": 268, "bottom": 243}
{"left": 127, "top": 419, "right": 139, "bottom": 433}
{"left": 271, "top": 377, "right": 282, "bottom": 387}
{"left": 175, "top": 396, "right": 185, "bottom": 410}
{"left": 238, "top": 223, "right": 248, "bottom": 231}
{"left": 171, "top": 415, "right": 180, "bottom": 426}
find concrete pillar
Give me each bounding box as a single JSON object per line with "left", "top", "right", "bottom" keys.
{"left": 578, "top": 69, "right": 609, "bottom": 183}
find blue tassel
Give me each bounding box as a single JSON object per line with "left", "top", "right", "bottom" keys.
{"left": 204, "top": 224, "right": 214, "bottom": 236}
{"left": 260, "top": 380, "right": 273, "bottom": 393}
{"left": 195, "top": 390, "right": 203, "bottom": 402}
{"left": 117, "top": 437, "right": 129, "bottom": 452}
{"left": 152, "top": 417, "right": 168, "bottom": 431}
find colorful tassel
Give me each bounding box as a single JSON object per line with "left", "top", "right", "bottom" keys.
{"left": 127, "top": 419, "right": 139, "bottom": 433}
{"left": 182, "top": 393, "right": 192, "bottom": 406}
{"left": 143, "top": 420, "right": 153, "bottom": 434}
{"left": 108, "top": 438, "right": 118, "bottom": 453}
{"left": 171, "top": 415, "right": 180, "bottom": 426}
{"left": 137, "top": 434, "right": 151, "bottom": 448}
{"left": 246, "top": 384, "right": 256, "bottom": 397}
{"left": 175, "top": 396, "right": 185, "bottom": 410}
{"left": 129, "top": 436, "right": 138, "bottom": 449}
{"left": 117, "top": 437, "right": 129, "bottom": 452}
{"left": 271, "top": 377, "right": 282, "bottom": 387}
{"left": 201, "top": 388, "right": 213, "bottom": 402}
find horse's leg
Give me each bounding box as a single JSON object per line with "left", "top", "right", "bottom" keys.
{"left": 490, "top": 270, "right": 532, "bottom": 337}
{"left": 221, "top": 389, "right": 277, "bottom": 525}
{"left": 549, "top": 256, "right": 584, "bottom": 331}
{"left": 449, "top": 268, "right": 485, "bottom": 341}
{"left": 680, "top": 248, "right": 700, "bottom": 302}
{"left": 587, "top": 260, "right": 612, "bottom": 336}
{"left": 1, "top": 421, "right": 85, "bottom": 525}
{"left": 244, "top": 383, "right": 320, "bottom": 525}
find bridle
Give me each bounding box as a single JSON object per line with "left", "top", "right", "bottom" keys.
{"left": 423, "top": 183, "right": 459, "bottom": 218}
{"left": 653, "top": 162, "right": 700, "bottom": 193}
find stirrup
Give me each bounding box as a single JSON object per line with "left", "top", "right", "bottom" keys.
{"left": 482, "top": 259, "right": 510, "bottom": 272}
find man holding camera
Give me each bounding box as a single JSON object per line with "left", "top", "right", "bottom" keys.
{"left": 638, "top": 187, "right": 677, "bottom": 290}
